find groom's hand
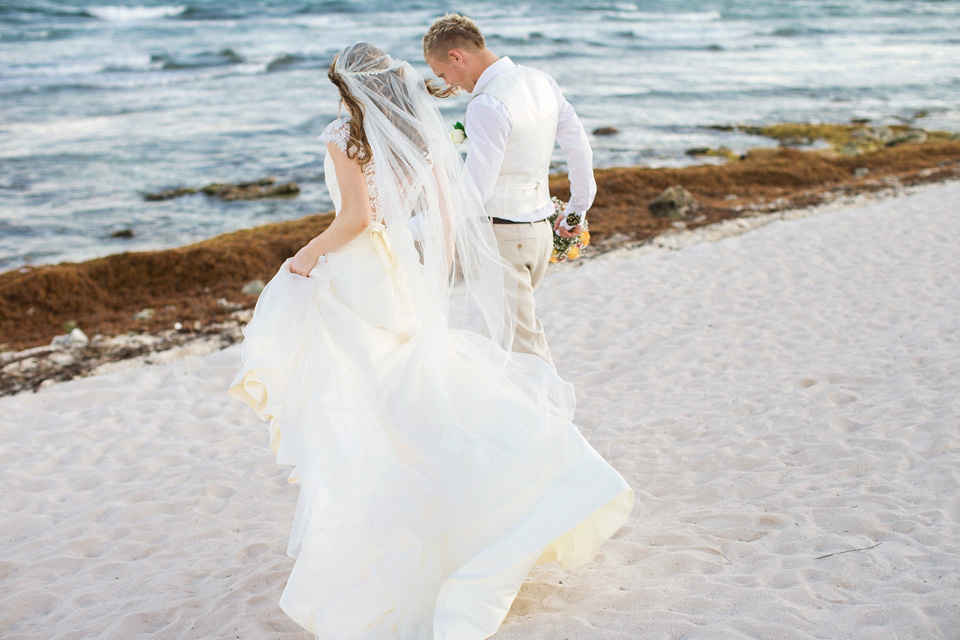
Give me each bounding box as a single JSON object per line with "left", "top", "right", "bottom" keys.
{"left": 553, "top": 216, "right": 582, "bottom": 239}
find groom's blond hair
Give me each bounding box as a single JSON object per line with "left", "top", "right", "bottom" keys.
{"left": 423, "top": 13, "right": 485, "bottom": 59}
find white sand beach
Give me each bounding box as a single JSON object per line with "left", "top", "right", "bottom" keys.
{"left": 2, "top": 181, "right": 958, "bottom": 639}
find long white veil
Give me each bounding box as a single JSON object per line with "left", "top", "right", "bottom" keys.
{"left": 331, "top": 42, "right": 516, "bottom": 355}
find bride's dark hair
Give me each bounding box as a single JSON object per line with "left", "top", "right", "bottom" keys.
{"left": 327, "top": 43, "right": 454, "bottom": 170}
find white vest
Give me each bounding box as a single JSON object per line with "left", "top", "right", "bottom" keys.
{"left": 473, "top": 66, "right": 559, "bottom": 218}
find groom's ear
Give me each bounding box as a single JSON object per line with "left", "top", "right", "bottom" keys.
{"left": 448, "top": 49, "right": 466, "bottom": 66}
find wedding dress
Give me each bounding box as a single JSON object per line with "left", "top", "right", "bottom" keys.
{"left": 229, "top": 42, "right": 633, "bottom": 640}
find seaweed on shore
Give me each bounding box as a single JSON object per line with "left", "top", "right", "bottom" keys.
{"left": 2, "top": 138, "right": 960, "bottom": 358}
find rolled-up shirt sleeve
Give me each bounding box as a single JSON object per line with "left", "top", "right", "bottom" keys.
{"left": 550, "top": 77, "right": 596, "bottom": 220}
{"left": 463, "top": 96, "right": 511, "bottom": 208}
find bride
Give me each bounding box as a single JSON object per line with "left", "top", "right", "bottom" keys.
{"left": 229, "top": 42, "right": 633, "bottom": 640}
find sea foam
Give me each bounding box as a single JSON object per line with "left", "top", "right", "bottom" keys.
{"left": 85, "top": 5, "right": 186, "bottom": 21}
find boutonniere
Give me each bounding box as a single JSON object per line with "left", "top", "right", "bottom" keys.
{"left": 450, "top": 121, "right": 467, "bottom": 144}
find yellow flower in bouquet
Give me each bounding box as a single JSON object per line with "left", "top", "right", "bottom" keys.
{"left": 547, "top": 197, "right": 589, "bottom": 264}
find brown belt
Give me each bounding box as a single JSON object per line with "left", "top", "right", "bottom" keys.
{"left": 489, "top": 217, "right": 545, "bottom": 225}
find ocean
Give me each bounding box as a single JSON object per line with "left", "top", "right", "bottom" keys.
{"left": 1, "top": 0, "right": 959, "bottom": 270}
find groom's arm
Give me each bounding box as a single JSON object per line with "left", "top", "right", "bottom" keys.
{"left": 549, "top": 76, "right": 597, "bottom": 230}
{"left": 463, "top": 97, "right": 511, "bottom": 208}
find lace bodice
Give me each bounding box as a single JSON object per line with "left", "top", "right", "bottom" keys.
{"left": 318, "top": 118, "right": 382, "bottom": 223}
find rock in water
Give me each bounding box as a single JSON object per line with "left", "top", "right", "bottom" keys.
{"left": 216, "top": 180, "right": 300, "bottom": 201}
{"left": 648, "top": 185, "right": 701, "bottom": 219}
{"left": 145, "top": 178, "right": 300, "bottom": 202}
{"left": 144, "top": 187, "right": 199, "bottom": 201}
{"left": 593, "top": 126, "right": 619, "bottom": 136}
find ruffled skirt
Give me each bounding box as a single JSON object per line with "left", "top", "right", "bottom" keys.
{"left": 229, "top": 225, "right": 633, "bottom": 639}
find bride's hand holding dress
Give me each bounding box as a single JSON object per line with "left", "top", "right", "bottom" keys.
{"left": 289, "top": 142, "right": 374, "bottom": 276}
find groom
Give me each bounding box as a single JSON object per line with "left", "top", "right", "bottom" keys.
{"left": 423, "top": 13, "right": 597, "bottom": 368}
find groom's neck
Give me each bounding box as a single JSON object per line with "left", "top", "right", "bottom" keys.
{"left": 475, "top": 49, "right": 499, "bottom": 74}
{"left": 470, "top": 48, "right": 500, "bottom": 88}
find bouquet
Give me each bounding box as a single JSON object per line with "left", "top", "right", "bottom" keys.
{"left": 547, "top": 197, "right": 590, "bottom": 263}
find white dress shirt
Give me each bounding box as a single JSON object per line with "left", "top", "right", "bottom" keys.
{"left": 464, "top": 57, "right": 597, "bottom": 225}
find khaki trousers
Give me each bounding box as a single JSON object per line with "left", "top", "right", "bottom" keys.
{"left": 492, "top": 220, "right": 555, "bottom": 368}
